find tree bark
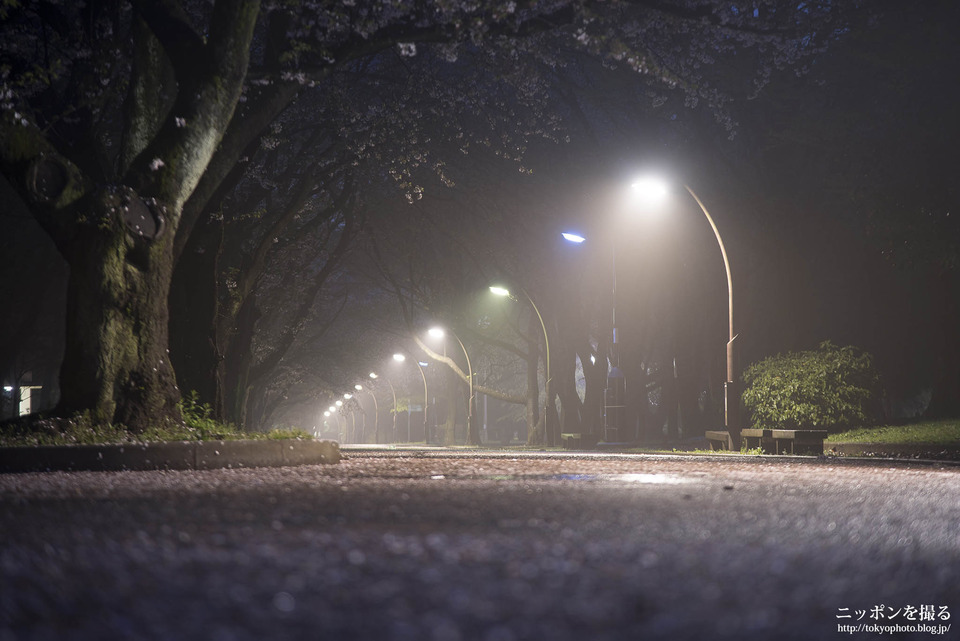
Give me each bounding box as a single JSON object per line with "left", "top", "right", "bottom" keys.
{"left": 0, "top": 0, "right": 261, "bottom": 431}
{"left": 56, "top": 187, "right": 181, "bottom": 427}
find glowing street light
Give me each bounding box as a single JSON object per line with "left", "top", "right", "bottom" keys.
{"left": 488, "top": 286, "right": 511, "bottom": 297}
{"left": 370, "top": 371, "right": 396, "bottom": 443}
{"left": 427, "top": 325, "right": 476, "bottom": 445}
{"left": 353, "top": 383, "right": 378, "bottom": 443}
{"left": 339, "top": 393, "right": 358, "bottom": 441}
{"left": 393, "top": 352, "right": 429, "bottom": 443}
{"left": 490, "top": 285, "right": 552, "bottom": 443}
{"left": 561, "top": 232, "right": 586, "bottom": 244}
{"left": 325, "top": 406, "right": 342, "bottom": 440}
{"left": 629, "top": 176, "right": 670, "bottom": 202}
{"left": 629, "top": 176, "right": 739, "bottom": 446}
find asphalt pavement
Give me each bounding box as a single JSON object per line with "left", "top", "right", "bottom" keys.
{"left": 2, "top": 450, "right": 958, "bottom": 640}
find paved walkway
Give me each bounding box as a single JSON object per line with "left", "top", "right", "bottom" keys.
{"left": 3, "top": 451, "right": 957, "bottom": 639}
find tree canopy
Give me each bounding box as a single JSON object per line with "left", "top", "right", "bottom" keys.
{"left": 1, "top": 0, "right": 881, "bottom": 435}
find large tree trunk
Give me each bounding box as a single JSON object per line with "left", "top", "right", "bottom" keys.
{"left": 0, "top": 1, "right": 260, "bottom": 431}
{"left": 56, "top": 188, "right": 181, "bottom": 429}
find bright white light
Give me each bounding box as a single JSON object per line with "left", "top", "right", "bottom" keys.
{"left": 2, "top": 386, "right": 12, "bottom": 392}
{"left": 343, "top": 393, "right": 352, "bottom": 400}
{"left": 489, "top": 286, "right": 511, "bottom": 297}
{"left": 428, "top": 327, "right": 445, "bottom": 339}
{"left": 329, "top": 406, "right": 336, "bottom": 412}
{"left": 355, "top": 384, "right": 363, "bottom": 391}
{"left": 629, "top": 176, "right": 670, "bottom": 202}
{"left": 418, "top": 361, "right": 429, "bottom": 367}
{"left": 324, "top": 411, "right": 331, "bottom": 417}
{"left": 335, "top": 400, "right": 343, "bottom": 407}
{"left": 393, "top": 353, "right": 406, "bottom": 362}
{"left": 616, "top": 473, "right": 689, "bottom": 485}
{"left": 590, "top": 354, "right": 596, "bottom": 365}
{"left": 562, "top": 232, "right": 586, "bottom": 243}
{"left": 369, "top": 372, "right": 378, "bottom": 379}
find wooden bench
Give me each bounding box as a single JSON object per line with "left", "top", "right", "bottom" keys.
{"left": 705, "top": 430, "right": 732, "bottom": 451}
{"left": 741, "top": 428, "right": 772, "bottom": 451}
{"left": 561, "top": 433, "right": 582, "bottom": 449}
{"left": 705, "top": 429, "right": 827, "bottom": 455}
{"left": 771, "top": 429, "right": 828, "bottom": 455}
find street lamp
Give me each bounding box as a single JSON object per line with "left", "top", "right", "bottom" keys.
{"left": 427, "top": 326, "right": 476, "bottom": 445}
{"left": 328, "top": 404, "right": 343, "bottom": 441}
{"left": 341, "top": 392, "right": 358, "bottom": 442}
{"left": 369, "top": 372, "right": 394, "bottom": 443}
{"left": 561, "top": 229, "right": 626, "bottom": 442}
{"left": 354, "top": 383, "right": 378, "bottom": 444}
{"left": 489, "top": 285, "right": 552, "bottom": 444}
{"left": 393, "top": 353, "right": 429, "bottom": 443}
{"left": 630, "top": 176, "right": 739, "bottom": 447}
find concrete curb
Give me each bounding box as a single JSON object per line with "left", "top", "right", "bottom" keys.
{"left": 0, "top": 439, "right": 340, "bottom": 473}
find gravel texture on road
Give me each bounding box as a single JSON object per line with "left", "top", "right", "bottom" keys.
{"left": 2, "top": 452, "right": 958, "bottom": 640}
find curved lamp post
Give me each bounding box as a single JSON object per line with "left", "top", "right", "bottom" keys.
{"left": 428, "top": 326, "right": 476, "bottom": 445}
{"left": 324, "top": 409, "right": 340, "bottom": 440}
{"left": 333, "top": 400, "right": 344, "bottom": 441}
{"left": 342, "top": 392, "right": 358, "bottom": 442}
{"left": 490, "top": 285, "right": 551, "bottom": 443}
{"left": 354, "top": 383, "right": 378, "bottom": 444}
{"left": 393, "top": 353, "right": 429, "bottom": 443}
{"left": 630, "top": 177, "right": 739, "bottom": 447}
{"left": 368, "top": 372, "right": 394, "bottom": 443}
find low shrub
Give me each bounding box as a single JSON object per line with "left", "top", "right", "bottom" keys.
{"left": 742, "top": 341, "right": 882, "bottom": 433}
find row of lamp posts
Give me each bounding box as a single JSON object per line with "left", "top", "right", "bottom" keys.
{"left": 324, "top": 175, "right": 738, "bottom": 447}
{"left": 326, "top": 295, "right": 547, "bottom": 446}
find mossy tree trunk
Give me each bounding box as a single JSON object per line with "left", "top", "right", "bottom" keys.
{"left": 56, "top": 187, "right": 180, "bottom": 428}
{"left": 0, "top": 1, "right": 260, "bottom": 431}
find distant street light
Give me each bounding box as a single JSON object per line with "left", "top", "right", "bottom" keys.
{"left": 393, "top": 352, "right": 429, "bottom": 443}
{"left": 629, "top": 176, "right": 740, "bottom": 446}
{"left": 427, "top": 326, "right": 476, "bottom": 445}
{"left": 327, "top": 405, "right": 342, "bottom": 440}
{"left": 341, "top": 392, "right": 357, "bottom": 442}
{"left": 354, "top": 383, "right": 377, "bottom": 444}
{"left": 369, "top": 372, "right": 394, "bottom": 443}
{"left": 489, "top": 285, "right": 552, "bottom": 443}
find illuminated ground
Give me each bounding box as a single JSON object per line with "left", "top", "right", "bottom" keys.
{"left": 2, "top": 451, "right": 957, "bottom": 639}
